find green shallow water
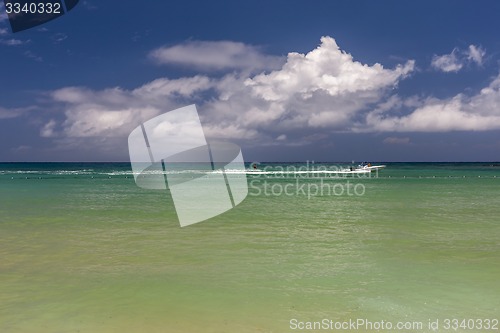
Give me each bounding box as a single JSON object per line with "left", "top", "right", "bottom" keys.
{"left": 1, "top": 163, "right": 499, "bottom": 332}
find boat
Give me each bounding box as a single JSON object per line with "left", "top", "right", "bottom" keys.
{"left": 355, "top": 162, "right": 386, "bottom": 172}
{"left": 242, "top": 162, "right": 386, "bottom": 176}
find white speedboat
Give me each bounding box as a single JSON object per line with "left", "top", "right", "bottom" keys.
{"left": 355, "top": 163, "right": 386, "bottom": 172}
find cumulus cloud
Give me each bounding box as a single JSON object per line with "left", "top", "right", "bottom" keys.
{"left": 246, "top": 37, "right": 413, "bottom": 102}
{"left": 200, "top": 36, "right": 414, "bottom": 140}
{"left": 40, "top": 36, "right": 416, "bottom": 148}
{"left": 62, "top": 106, "right": 160, "bottom": 137}
{"left": 431, "top": 45, "right": 486, "bottom": 72}
{"left": 33, "top": 36, "right": 500, "bottom": 157}
{"left": 364, "top": 74, "right": 500, "bottom": 132}
{"left": 150, "top": 40, "right": 284, "bottom": 72}
{"left": 48, "top": 75, "right": 215, "bottom": 138}
{"left": 431, "top": 48, "right": 463, "bottom": 72}
{"left": 40, "top": 120, "right": 57, "bottom": 137}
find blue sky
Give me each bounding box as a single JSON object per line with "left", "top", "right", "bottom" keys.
{"left": 1, "top": 0, "right": 500, "bottom": 162}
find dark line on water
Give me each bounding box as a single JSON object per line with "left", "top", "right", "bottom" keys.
{"left": 141, "top": 124, "right": 155, "bottom": 163}
{"left": 206, "top": 143, "right": 215, "bottom": 171}
{"left": 207, "top": 142, "right": 234, "bottom": 206}
{"left": 223, "top": 171, "right": 235, "bottom": 207}
{"left": 161, "top": 160, "right": 169, "bottom": 189}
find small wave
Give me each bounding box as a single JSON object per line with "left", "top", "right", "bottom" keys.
{"left": 0, "top": 169, "right": 95, "bottom": 175}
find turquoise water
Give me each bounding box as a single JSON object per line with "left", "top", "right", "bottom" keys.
{"left": 1, "top": 163, "right": 499, "bottom": 332}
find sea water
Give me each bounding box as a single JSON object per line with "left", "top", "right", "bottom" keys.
{"left": 1, "top": 162, "right": 499, "bottom": 332}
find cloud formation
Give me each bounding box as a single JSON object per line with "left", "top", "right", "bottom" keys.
{"left": 150, "top": 40, "right": 284, "bottom": 72}
{"left": 431, "top": 45, "right": 486, "bottom": 72}
{"left": 40, "top": 120, "right": 57, "bottom": 137}
{"left": 198, "top": 36, "right": 414, "bottom": 143}
{"left": 27, "top": 36, "right": 500, "bottom": 156}
{"left": 47, "top": 75, "right": 214, "bottom": 138}
{"left": 0, "top": 106, "right": 32, "bottom": 119}
{"left": 0, "top": 38, "right": 29, "bottom": 46}
{"left": 431, "top": 48, "right": 463, "bottom": 72}
{"left": 365, "top": 74, "right": 500, "bottom": 132}
{"left": 36, "top": 37, "right": 415, "bottom": 150}
{"left": 467, "top": 45, "right": 486, "bottom": 66}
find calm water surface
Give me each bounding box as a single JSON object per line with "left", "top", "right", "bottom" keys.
{"left": 1, "top": 162, "right": 499, "bottom": 332}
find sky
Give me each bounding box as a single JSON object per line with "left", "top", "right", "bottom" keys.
{"left": 1, "top": 0, "right": 500, "bottom": 162}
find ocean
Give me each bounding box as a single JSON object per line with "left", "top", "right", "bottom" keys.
{"left": 1, "top": 162, "right": 499, "bottom": 332}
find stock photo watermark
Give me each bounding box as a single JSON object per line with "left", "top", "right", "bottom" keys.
{"left": 249, "top": 178, "right": 366, "bottom": 199}
{"left": 246, "top": 160, "right": 379, "bottom": 199}
{"left": 289, "top": 317, "right": 499, "bottom": 331}
{"left": 248, "top": 160, "right": 382, "bottom": 179}
{"left": 128, "top": 104, "right": 248, "bottom": 227}
{"left": 128, "top": 105, "right": 382, "bottom": 226}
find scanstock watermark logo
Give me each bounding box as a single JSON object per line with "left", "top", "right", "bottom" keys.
{"left": 128, "top": 105, "right": 248, "bottom": 227}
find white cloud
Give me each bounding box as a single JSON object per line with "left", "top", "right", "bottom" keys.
{"left": 431, "top": 44, "right": 486, "bottom": 72}
{"left": 276, "top": 134, "right": 287, "bottom": 141}
{"left": 49, "top": 76, "right": 216, "bottom": 138}
{"left": 150, "top": 40, "right": 284, "bottom": 72}
{"left": 35, "top": 36, "right": 500, "bottom": 156}
{"left": 132, "top": 76, "right": 213, "bottom": 101}
{"left": 431, "top": 49, "right": 463, "bottom": 72}
{"left": 41, "top": 36, "right": 416, "bottom": 147}
{"left": 0, "top": 28, "right": 8, "bottom": 35}
{"left": 364, "top": 74, "right": 500, "bottom": 132}
{"left": 40, "top": 120, "right": 57, "bottom": 137}
{"left": 246, "top": 37, "right": 413, "bottom": 102}
{"left": 0, "top": 106, "right": 31, "bottom": 119}
{"left": 0, "top": 38, "right": 29, "bottom": 46}
{"left": 467, "top": 44, "right": 485, "bottom": 66}
{"left": 201, "top": 36, "right": 414, "bottom": 139}
{"left": 62, "top": 106, "right": 160, "bottom": 137}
